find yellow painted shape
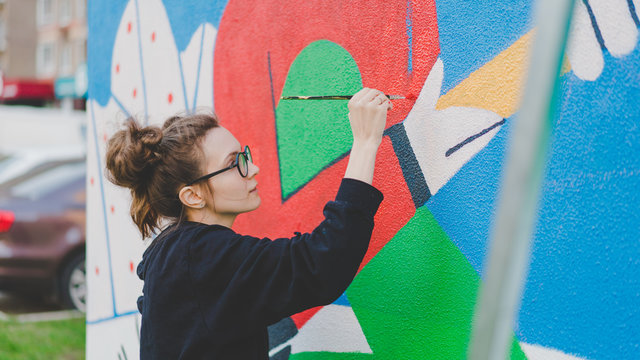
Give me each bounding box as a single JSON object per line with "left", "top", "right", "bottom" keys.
{"left": 436, "top": 30, "right": 533, "bottom": 118}
{"left": 436, "top": 29, "right": 572, "bottom": 118}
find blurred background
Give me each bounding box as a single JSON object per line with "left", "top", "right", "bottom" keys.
{"left": 0, "top": 0, "right": 86, "bottom": 358}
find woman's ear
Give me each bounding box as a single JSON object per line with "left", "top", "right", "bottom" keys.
{"left": 178, "top": 186, "right": 206, "bottom": 209}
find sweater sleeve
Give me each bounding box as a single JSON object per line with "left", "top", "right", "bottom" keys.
{"left": 187, "top": 178, "right": 383, "bottom": 330}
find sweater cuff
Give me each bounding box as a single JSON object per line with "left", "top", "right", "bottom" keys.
{"left": 336, "top": 178, "right": 384, "bottom": 219}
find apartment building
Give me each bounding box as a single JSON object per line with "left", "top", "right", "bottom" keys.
{"left": 37, "top": 0, "right": 87, "bottom": 109}
{"left": 0, "top": 0, "right": 53, "bottom": 106}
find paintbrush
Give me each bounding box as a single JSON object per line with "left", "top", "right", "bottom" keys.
{"left": 280, "top": 94, "right": 414, "bottom": 100}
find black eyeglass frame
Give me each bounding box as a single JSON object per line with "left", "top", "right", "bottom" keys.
{"left": 185, "top": 146, "right": 252, "bottom": 186}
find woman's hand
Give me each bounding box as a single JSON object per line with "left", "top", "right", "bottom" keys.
{"left": 348, "top": 88, "right": 393, "bottom": 148}
{"left": 344, "top": 88, "right": 393, "bottom": 185}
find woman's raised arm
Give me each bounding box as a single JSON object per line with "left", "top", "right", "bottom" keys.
{"left": 343, "top": 88, "right": 393, "bottom": 184}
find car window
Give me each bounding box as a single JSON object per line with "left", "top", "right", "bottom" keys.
{"left": 0, "top": 155, "right": 18, "bottom": 176}
{"left": 9, "top": 161, "right": 86, "bottom": 201}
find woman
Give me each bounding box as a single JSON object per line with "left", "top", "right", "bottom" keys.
{"left": 105, "top": 88, "right": 392, "bottom": 359}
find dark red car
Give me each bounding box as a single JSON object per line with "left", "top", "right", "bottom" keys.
{"left": 0, "top": 158, "right": 86, "bottom": 311}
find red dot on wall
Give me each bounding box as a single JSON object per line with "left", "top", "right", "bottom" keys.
{"left": 151, "top": 31, "right": 156, "bottom": 42}
{"left": 110, "top": 205, "right": 115, "bottom": 214}
{"left": 115, "top": 64, "right": 120, "bottom": 74}
{"left": 90, "top": 177, "right": 95, "bottom": 186}
{"left": 133, "top": 88, "right": 137, "bottom": 98}
{"left": 167, "top": 92, "right": 173, "bottom": 104}
{"left": 130, "top": 261, "right": 135, "bottom": 273}
{"left": 95, "top": 267, "right": 100, "bottom": 275}
{"left": 127, "top": 22, "right": 132, "bottom": 33}
{"left": 103, "top": 133, "right": 107, "bottom": 142}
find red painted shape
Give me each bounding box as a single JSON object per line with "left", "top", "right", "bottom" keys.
{"left": 90, "top": 177, "right": 95, "bottom": 186}
{"left": 168, "top": 92, "right": 173, "bottom": 104}
{"left": 151, "top": 31, "right": 156, "bottom": 42}
{"left": 291, "top": 306, "right": 322, "bottom": 329}
{"left": 130, "top": 261, "right": 135, "bottom": 273}
{"left": 95, "top": 267, "right": 100, "bottom": 275}
{"left": 215, "top": 0, "right": 437, "bottom": 330}
{"left": 110, "top": 205, "right": 115, "bottom": 214}
{"left": 115, "top": 64, "right": 120, "bottom": 74}
{"left": 133, "top": 88, "right": 137, "bottom": 98}
{"left": 127, "top": 22, "right": 132, "bottom": 34}
{"left": 103, "top": 133, "right": 108, "bottom": 143}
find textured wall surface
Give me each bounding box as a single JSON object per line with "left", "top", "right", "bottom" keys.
{"left": 86, "top": 1, "right": 640, "bottom": 359}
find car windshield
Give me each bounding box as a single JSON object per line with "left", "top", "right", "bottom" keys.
{"left": 9, "top": 161, "right": 86, "bottom": 201}
{"left": 0, "top": 155, "right": 18, "bottom": 176}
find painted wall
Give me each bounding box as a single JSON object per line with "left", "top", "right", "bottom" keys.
{"left": 86, "top": 1, "right": 640, "bottom": 359}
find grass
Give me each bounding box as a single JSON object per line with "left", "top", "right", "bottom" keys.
{"left": 0, "top": 317, "right": 85, "bottom": 360}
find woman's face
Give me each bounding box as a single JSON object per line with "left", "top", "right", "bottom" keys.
{"left": 199, "top": 126, "right": 261, "bottom": 218}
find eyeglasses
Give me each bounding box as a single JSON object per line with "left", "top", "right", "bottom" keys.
{"left": 185, "top": 146, "right": 253, "bottom": 186}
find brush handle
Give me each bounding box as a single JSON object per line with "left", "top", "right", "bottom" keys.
{"left": 281, "top": 94, "right": 405, "bottom": 100}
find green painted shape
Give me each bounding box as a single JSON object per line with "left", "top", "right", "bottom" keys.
{"left": 290, "top": 352, "right": 374, "bottom": 360}
{"left": 276, "top": 40, "right": 362, "bottom": 199}
{"left": 345, "top": 207, "right": 527, "bottom": 360}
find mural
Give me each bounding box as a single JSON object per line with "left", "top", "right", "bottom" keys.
{"left": 87, "top": 0, "right": 640, "bottom": 359}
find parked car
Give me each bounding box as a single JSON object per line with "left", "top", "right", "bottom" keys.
{"left": 0, "top": 145, "right": 85, "bottom": 185}
{"left": 0, "top": 158, "right": 86, "bottom": 311}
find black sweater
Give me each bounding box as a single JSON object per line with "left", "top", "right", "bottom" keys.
{"left": 136, "top": 178, "right": 383, "bottom": 359}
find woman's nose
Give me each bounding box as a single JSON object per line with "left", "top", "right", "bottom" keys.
{"left": 248, "top": 161, "right": 260, "bottom": 177}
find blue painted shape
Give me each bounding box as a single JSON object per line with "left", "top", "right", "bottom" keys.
{"left": 333, "top": 292, "right": 351, "bottom": 307}
{"left": 435, "top": 0, "right": 533, "bottom": 94}
{"left": 406, "top": 0, "right": 413, "bottom": 73}
{"left": 428, "top": 46, "right": 640, "bottom": 359}
{"left": 426, "top": 118, "right": 510, "bottom": 275}
{"left": 87, "top": 0, "right": 129, "bottom": 106}
{"left": 162, "top": 0, "right": 227, "bottom": 52}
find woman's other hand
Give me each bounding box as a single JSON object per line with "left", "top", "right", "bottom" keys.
{"left": 348, "top": 88, "right": 393, "bottom": 148}
{"left": 343, "top": 88, "right": 393, "bottom": 185}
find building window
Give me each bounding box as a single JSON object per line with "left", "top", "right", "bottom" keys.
{"left": 37, "top": 43, "right": 56, "bottom": 77}
{"left": 37, "top": 0, "right": 55, "bottom": 27}
{"left": 75, "top": 0, "right": 85, "bottom": 20}
{"left": 60, "top": 43, "right": 72, "bottom": 75}
{"left": 59, "top": 0, "right": 71, "bottom": 26}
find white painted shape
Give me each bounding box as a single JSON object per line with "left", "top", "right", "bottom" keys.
{"left": 137, "top": 0, "right": 186, "bottom": 124}
{"left": 589, "top": 0, "right": 639, "bottom": 57}
{"left": 404, "top": 58, "right": 504, "bottom": 196}
{"left": 104, "top": 181, "right": 146, "bottom": 313}
{"left": 520, "top": 342, "right": 588, "bottom": 360}
{"left": 181, "top": 23, "right": 217, "bottom": 111}
{"left": 86, "top": 99, "right": 120, "bottom": 322}
{"left": 87, "top": 314, "right": 141, "bottom": 360}
{"left": 567, "top": 0, "right": 605, "bottom": 81}
{"left": 289, "top": 304, "right": 372, "bottom": 354}
{"left": 111, "top": 1, "right": 146, "bottom": 119}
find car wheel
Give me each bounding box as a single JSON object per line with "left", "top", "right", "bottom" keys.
{"left": 59, "top": 252, "right": 86, "bottom": 312}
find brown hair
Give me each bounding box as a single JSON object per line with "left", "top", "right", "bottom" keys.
{"left": 105, "top": 113, "right": 219, "bottom": 238}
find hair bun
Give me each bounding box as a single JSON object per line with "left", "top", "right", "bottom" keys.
{"left": 105, "top": 118, "right": 164, "bottom": 190}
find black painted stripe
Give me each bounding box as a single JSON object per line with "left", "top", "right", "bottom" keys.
{"left": 445, "top": 118, "right": 506, "bottom": 157}
{"left": 628, "top": 0, "right": 640, "bottom": 27}
{"left": 582, "top": 0, "right": 607, "bottom": 51}
{"left": 385, "top": 123, "right": 431, "bottom": 208}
